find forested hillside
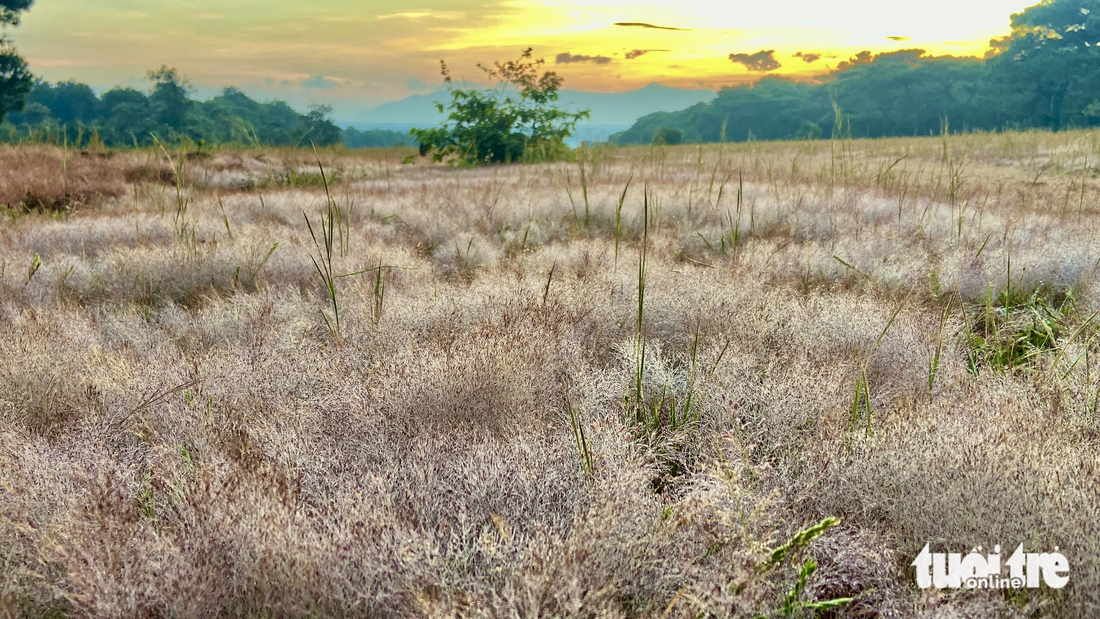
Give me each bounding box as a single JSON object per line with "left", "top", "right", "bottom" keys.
{"left": 615, "top": 0, "right": 1100, "bottom": 143}
{"left": 0, "top": 67, "right": 410, "bottom": 149}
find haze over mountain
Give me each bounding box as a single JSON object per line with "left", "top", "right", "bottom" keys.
{"left": 344, "top": 83, "right": 716, "bottom": 141}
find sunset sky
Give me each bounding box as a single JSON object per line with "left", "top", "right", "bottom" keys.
{"left": 14, "top": 0, "right": 1038, "bottom": 117}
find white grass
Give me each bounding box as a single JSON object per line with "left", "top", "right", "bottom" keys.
{"left": 2, "top": 131, "right": 1100, "bottom": 616}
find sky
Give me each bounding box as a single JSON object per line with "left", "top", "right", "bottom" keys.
{"left": 13, "top": 0, "right": 1039, "bottom": 118}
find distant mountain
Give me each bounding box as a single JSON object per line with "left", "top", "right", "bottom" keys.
{"left": 342, "top": 83, "right": 716, "bottom": 131}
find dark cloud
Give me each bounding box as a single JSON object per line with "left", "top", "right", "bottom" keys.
{"left": 838, "top": 50, "right": 874, "bottom": 70}
{"left": 613, "top": 22, "right": 689, "bottom": 31}
{"left": 794, "top": 52, "right": 821, "bottom": 63}
{"left": 728, "top": 50, "right": 781, "bottom": 72}
{"left": 302, "top": 75, "right": 336, "bottom": 90}
{"left": 625, "top": 48, "right": 670, "bottom": 60}
{"left": 887, "top": 36, "right": 911, "bottom": 41}
{"left": 556, "top": 52, "right": 613, "bottom": 64}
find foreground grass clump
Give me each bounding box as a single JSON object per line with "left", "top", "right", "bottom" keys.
{"left": 2, "top": 129, "right": 1100, "bottom": 617}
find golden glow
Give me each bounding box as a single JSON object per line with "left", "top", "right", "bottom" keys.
{"left": 14, "top": 0, "right": 1038, "bottom": 114}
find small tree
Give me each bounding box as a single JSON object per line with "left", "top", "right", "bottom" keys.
{"left": 303, "top": 103, "right": 342, "bottom": 147}
{"left": 653, "top": 127, "right": 683, "bottom": 145}
{"left": 1086, "top": 99, "right": 1100, "bottom": 125}
{"left": 795, "top": 120, "right": 823, "bottom": 140}
{"left": 411, "top": 48, "right": 589, "bottom": 165}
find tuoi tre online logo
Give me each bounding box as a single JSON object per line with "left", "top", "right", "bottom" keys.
{"left": 912, "top": 544, "right": 1069, "bottom": 590}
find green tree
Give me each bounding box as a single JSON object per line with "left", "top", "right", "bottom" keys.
{"left": 302, "top": 103, "right": 342, "bottom": 146}
{"left": 1086, "top": 99, "right": 1100, "bottom": 124}
{"left": 614, "top": 50, "right": 1000, "bottom": 145}
{"left": 0, "top": 0, "right": 32, "bottom": 26}
{"left": 100, "top": 87, "right": 156, "bottom": 145}
{"left": 0, "top": 42, "right": 30, "bottom": 120}
{"left": 195, "top": 87, "right": 308, "bottom": 146}
{"left": 147, "top": 65, "right": 192, "bottom": 132}
{"left": 25, "top": 80, "right": 103, "bottom": 125}
{"left": 411, "top": 48, "right": 589, "bottom": 165}
{"left": 653, "top": 127, "right": 683, "bottom": 145}
{"left": 2, "top": 76, "right": 358, "bottom": 149}
{"left": 343, "top": 127, "right": 410, "bottom": 148}
{"left": 795, "top": 121, "right": 823, "bottom": 140}
{"left": 990, "top": 0, "right": 1100, "bottom": 130}
{"left": 831, "top": 50, "right": 991, "bottom": 136}
{"left": 692, "top": 77, "right": 829, "bottom": 143}
{"left": 0, "top": 0, "right": 33, "bottom": 122}
{"left": 15, "top": 100, "right": 45, "bottom": 123}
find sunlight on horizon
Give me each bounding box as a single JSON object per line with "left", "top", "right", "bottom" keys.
{"left": 14, "top": 0, "right": 1039, "bottom": 113}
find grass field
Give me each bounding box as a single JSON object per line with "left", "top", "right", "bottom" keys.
{"left": 2, "top": 130, "right": 1100, "bottom": 617}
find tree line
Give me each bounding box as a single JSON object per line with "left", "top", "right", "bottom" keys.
{"left": 614, "top": 0, "right": 1100, "bottom": 144}
{"left": 0, "top": 1, "right": 408, "bottom": 150}
{"left": 1, "top": 70, "right": 411, "bottom": 149}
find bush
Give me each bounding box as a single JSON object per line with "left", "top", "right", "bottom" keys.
{"left": 652, "top": 127, "right": 683, "bottom": 145}
{"left": 796, "top": 120, "right": 823, "bottom": 140}
{"left": 410, "top": 49, "right": 589, "bottom": 166}
{"left": 1085, "top": 100, "right": 1100, "bottom": 125}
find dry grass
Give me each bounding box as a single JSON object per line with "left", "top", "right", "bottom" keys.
{"left": 2, "top": 130, "right": 1100, "bottom": 617}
